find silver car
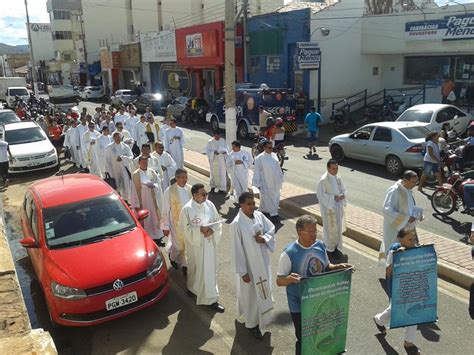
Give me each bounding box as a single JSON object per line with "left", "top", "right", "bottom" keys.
{"left": 110, "top": 89, "right": 137, "bottom": 107}
{"left": 329, "top": 122, "right": 431, "bottom": 175}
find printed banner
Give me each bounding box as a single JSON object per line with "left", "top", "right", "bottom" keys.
{"left": 301, "top": 269, "right": 352, "bottom": 355}
{"left": 390, "top": 245, "right": 438, "bottom": 329}
{"left": 296, "top": 42, "right": 321, "bottom": 69}
{"left": 405, "top": 13, "right": 474, "bottom": 41}
{"left": 186, "top": 33, "right": 203, "bottom": 57}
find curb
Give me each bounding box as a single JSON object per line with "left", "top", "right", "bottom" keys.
{"left": 184, "top": 157, "right": 473, "bottom": 290}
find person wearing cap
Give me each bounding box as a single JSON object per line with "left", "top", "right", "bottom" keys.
{"left": 164, "top": 117, "right": 185, "bottom": 168}
{"left": 205, "top": 130, "right": 229, "bottom": 194}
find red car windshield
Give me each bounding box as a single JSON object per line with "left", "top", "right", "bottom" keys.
{"left": 43, "top": 194, "right": 136, "bottom": 249}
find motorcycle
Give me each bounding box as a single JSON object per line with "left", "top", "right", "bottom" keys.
{"left": 330, "top": 101, "right": 364, "bottom": 133}
{"left": 431, "top": 170, "right": 474, "bottom": 216}
{"left": 251, "top": 135, "right": 287, "bottom": 168}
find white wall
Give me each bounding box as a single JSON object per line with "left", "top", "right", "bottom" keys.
{"left": 30, "top": 24, "right": 55, "bottom": 62}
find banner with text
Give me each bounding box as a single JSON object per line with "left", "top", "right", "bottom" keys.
{"left": 390, "top": 245, "right": 438, "bottom": 329}
{"left": 405, "top": 13, "right": 474, "bottom": 41}
{"left": 296, "top": 42, "right": 321, "bottom": 69}
{"left": 301, "top": 269, "right": 352, "bottom": 355}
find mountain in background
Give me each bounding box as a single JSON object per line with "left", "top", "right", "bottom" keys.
{"left": 0, "top": 43, "right": 29, "bottom": 55}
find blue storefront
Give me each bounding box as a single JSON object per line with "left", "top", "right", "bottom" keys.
{"left": 247, "top": 8, "right": 311, "bottom": 110}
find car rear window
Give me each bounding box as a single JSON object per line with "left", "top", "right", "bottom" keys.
{"left": 9, "top": 88, "right": 29, "bottom": 96}
{"left": 397, "top": 109, "right": 433, "bottom": 123}
{"left": 122, "top": 90, "right": 133, "bottom": 96}
{"left": 0, "top": 111, "right": 20, "bottom": 124}
{"left": 399, "top": 126, "right": 431, "bottom": 139}
{"left": 90, "top": 87, "right": 101, "bottom": 91}
{"left": 5, "top": 127, "right": 46, "bottom": 145}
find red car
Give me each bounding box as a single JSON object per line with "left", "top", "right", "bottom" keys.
{"left": 19, "top": 174, "right": 169, "bottom": 326}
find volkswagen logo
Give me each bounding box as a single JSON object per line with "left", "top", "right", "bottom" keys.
{"left": 113, "top": 279, "right": 124, "bottom": 291}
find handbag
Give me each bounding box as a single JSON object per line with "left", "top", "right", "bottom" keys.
{"left": 104, "top": 172, "right": 117, "bottom": 190}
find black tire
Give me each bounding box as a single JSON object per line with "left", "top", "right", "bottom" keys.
{"left": 431, "top": 190, "right": 456, "bottom": 216}
{"left": 180, "top": 112, "right": 187, "bottom": 124}
{"left": 211, "top": 117, "right": 219, "bottom": 132}
{"left": 385, "top": 155, "right": 403, "bottom": 175}
{"left": 238, "top": 121, "right": 249, "bottom": 139}
{"left": 330, "top": 144, "right": 345, "bottom": 162}
{"left": 425, "top": 174, "right": 437, "bottom": 186}
{"left": 333, "top": 119, "right": 345, "bottom": 133}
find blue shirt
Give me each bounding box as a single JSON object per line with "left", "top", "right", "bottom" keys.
{"left": 304, "top": 112, "right": 320, "bottom": 132}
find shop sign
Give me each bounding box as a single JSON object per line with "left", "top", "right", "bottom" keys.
{"left": 30, "top": 23, "right": 51, "bottom": 32}
{"left": 186, "top": 33, "right": 203, "bottom": 57}
{"left": 141, "top": 31, "right": 176, "bottom": 62}
{"left": 296, "top": 42, "right": 320, "bottom": 69}
{"left": 405, "top": 13, "right": 474, "bottom": 41}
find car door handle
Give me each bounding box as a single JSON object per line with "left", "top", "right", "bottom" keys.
{"left": 385, "top": 146, "right": 390, "bottom": 149}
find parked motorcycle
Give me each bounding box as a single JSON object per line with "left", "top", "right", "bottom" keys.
{"left": 330, "top": 101, "right": 366, "bottom": 133}
{"left": 431, "top": 170, "right": 474, "bottom": 215}
{"left": 251, "top": 135, "right": 287, "bottom": 167}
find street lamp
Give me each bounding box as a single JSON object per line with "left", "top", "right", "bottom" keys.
{"left": 311, "top": 27, "right": 330, "bottom": 37}
{"left": 441, "top": 1, "right": 468, "bottom": 15}
{"left": 402, "top": 2, "right": 427, "bottom": 21}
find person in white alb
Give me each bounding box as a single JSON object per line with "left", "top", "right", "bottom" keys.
{"left": 164, "top": 117, "right": 185, "bottom": 168}
{"left": 125, "top": 109, "right": 139, "bottom": 137}
{"left": 228, "top": 140, "right": 253, "bottom": 201}
{"left": 114, "top": 107, "right": 129, "bottom": 126}
{"left": 97, "top": 127, "right": 112, "bottom": 177}
{"left": 205, "top": 131, "right": 229, "bottom": 193}
{"left": 152, "top": 141, "right": 177, "bottom": 192}
{"left": 230, "top": 192, "right": 275, "bottom": 340}
{"left": 76, "top": 116, "right": 89, "bottom": 169}
{"left": 104, "top": 132, "right": 134, "bottom": 201}
{"left": 82, "top": 123, "right": 102, "bottom": 176}
{"left": 64, "top": 119, "right": 79, "bottom": 166}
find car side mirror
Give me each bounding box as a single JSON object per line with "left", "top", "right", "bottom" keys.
{"left": 20, "top": 237, "right": 38, "bottom": 248}
{"left": 453, "top": 115, "right": 458, "bottom": 120}
{"left": 136, "top": 209, "right": 149, "bottom": 221}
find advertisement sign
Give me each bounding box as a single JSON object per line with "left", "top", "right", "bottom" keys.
{"left": 301, "top": 269, "right": 352, "bottom": 355}
{"left": 390, "top": 245, "right": 438, "bottom": 329}
{"left": 158, "top": 63, "right": 191, "bottom": 96}
{"left": 297, "top": 42, "right": 321, "bottom": 70}
{"left": 405, "top": 13, "right": 474, "bottom": 41}
{"left": 141, "top": 31, "right": 177, "bottom": 62}
{"left": 186, "top": 33, "right": 204, "bottom": 57}
{"left": 30, "top": 23, "right": 51, "bottom": 32}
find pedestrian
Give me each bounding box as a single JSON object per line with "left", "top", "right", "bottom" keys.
{"left": 252, "top": 140, "right": 283, "bottom": 222}
{"left": 418, "top": 132, "right": 443, "bottom": 192}
{"left": 104, "top": 132, "right": 134, "bottom": 201}
{"left": 164, "top": 117, "right": 185, "bottom": 168}
{"left": 374, "top": 228, "right": 420, "bottom": 355}
{"left": 381, "top": 170, "right": 421, "bottom": 262}
{"left": 161, "top": 168, "right": 192, "bottom": 274}
{"left": 130, "top": 156, "right": 165, "bottom": 247}
{"left": 0, "top": 136, "right": 12, "bottom": 187}
{"left": 316, "top": 159, "right": 347, "bottom": 261}
{"left": 205, "top": 130, "right": 229, "bottom": 194}
{"left": 177, "top": 183, "right": 225, "bottom": 312}
{"left": 304, "top": 107, "right": 321, "bottom": 156}
{"left": 276, "top": 215, "right": 351, "bottom": 355}
{"left": 441, "top": 76, "right": 455, "bottom": 104}
{"left": 82, "top": 122, "right": 101, "bottom": 176}
{"left": 228, "top": 141, "right": 253, "bottom": 201}
{"left": 48, "top": 119, "right": 64, "bottom": 156}
{"left": 230, "top": 192, "right": 275, "bottom": 340}
{"left": 296, "top": 90, "right": 306, "bottom": 119}
{"left": 152, "top": 141, "right": 177, "bottom": 191}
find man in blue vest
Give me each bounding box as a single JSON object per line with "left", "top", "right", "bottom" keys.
{"left": 276, "top": 215, "right": 351, "bottom": 355}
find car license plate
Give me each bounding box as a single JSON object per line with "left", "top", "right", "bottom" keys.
{"left": 105, "top": 291, "right": 138, "bottom": 311}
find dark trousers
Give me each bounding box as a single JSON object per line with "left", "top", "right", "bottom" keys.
{"left": 290, "top": 312, "right": 301, "bottom": 355}
{"left": 0, "top": 161, "right": 8, "bottom": 182}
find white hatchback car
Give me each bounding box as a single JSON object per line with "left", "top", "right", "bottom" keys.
{"left": 79, "top": 86, "right": 104, "bottom": 100}
{"left": 1, "top": 121, "right": 59, "bottom": 173}
{"left": 396, "top": 104, "right": 472, "bottom": 136}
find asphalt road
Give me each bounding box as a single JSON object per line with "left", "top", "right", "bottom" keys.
{"left": 1, "top": 159, "right": 471, "bottom": 354}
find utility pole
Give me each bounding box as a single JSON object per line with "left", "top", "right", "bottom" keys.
{"left": 24, "top": 0, "right": 39, "bottom": 96}
{"left": 224, "top": 0, "right": 236, "bottom": 143}
{"left": 242, "top": 0, "right": 249, "bottom": 82}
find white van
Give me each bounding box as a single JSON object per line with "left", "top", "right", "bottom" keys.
{"left": 0, "top": 77, "right": 28, "bottom": 107}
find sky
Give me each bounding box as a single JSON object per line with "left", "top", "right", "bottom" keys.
{"left": 0, "top": 0, "right": 473, "bottom": 46}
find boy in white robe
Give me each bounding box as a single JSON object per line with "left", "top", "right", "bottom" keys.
{"left": 229, "top": 140, "right": 253, "bottom": 201}
{"left": 164, "top": 118, "right": 185, "bottom": 168}
{"left": 104, "top": 132, "right": 134, "bottom": 201}
{"left": 205, "top": 131, "right": 229, "bottom": 193}
{"left": 230, "top": 192, "right": 275, "bottom": 340}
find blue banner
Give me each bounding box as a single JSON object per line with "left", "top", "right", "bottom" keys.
{"left": 405, "top": 13, "right": 474, "bottom": 41}
{"left": 390, "top": 245, "right": 438, "bottom": 328}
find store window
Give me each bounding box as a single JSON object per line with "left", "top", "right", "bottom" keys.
{"left": 53, "top": 10, "right": 71, "bottom": 20}
{"left": 52, "top": 31, "right": 72, "bottom": 40}
{"left": 404, "top": 56, "right": 449, "bottom": 85}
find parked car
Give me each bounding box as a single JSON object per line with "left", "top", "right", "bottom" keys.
{"left": 19, "top": 174, "right": 170, "bottom": 326}
{"left": 329, "top": 122, "right": 431, "bottom": 175}
{"left": 1, "top": 121, "right": 58, "bottom": 173}
{"left": 135, "top": 93, "right": 166, "bottom": 115}
{"left": 49, "top": 85, "right": 79, "bottom": 105}
{"left": 0, "top": 109, "right": 21, "bottom": 125}
{"left": 110, "top": 90, "right": 137, "bottom": 107}
{"left": 167, "top": 96, "right": 209, "bottom": 124}
{"left": 79, "top": 86, "right": 104, "bottom": 101}
{"left": 396, "top": 104, "right": 472, "bottom": 136}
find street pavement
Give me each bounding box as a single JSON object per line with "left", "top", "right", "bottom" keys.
{"left": 1, "top": 158, "right": 471, "bottom": 354}
{"left": 75, "top": 100, "right": 472, "bottom": 244}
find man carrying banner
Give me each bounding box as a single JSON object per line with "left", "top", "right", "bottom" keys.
{"left": 230, "top": 192, "right": 275, "bottom": 340}
{"left": 276, "top": 215, "right": 351, "bottom": 355}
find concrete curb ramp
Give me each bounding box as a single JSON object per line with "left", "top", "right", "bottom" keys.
{"left": 183, "top": 148, "right": 473, "bottom": 290}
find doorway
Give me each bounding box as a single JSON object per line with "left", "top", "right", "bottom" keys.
{"left": 203, "top": 69, "right": 215, "bottom": 103}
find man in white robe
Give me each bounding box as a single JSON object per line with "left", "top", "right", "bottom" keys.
{"left": 132, "top": 143, "right": 163, "bottom": 180}
{"left": 64, "top": 120, "right": 79, "bottom": 165}
{"left": 114, "top": 107, "right": 128, "bottom": 126}
{"left": 161, "top": 168, "right": 191, "bottom": 273}
{"left": 205, "top": 131, "right": 228, "bottom": 193}
{"left": 381, "top": 170, "right": 421, "bottom": 261}
{"left": 104, "top": 132, "right": 134, "bottom": 201}
{"left": 177, "top": 183, "right": 225, "bottom": 312}
{"left": 130, "top": 156, "right": 164, "bottom": 244}
{"left": 100, "top": 114, "right": 116, "bottom": 134}
{"left": 115, "top": 122, "right": 135, "bottom": 152}
{"left": 316, "top": 159, "right": 347, "bottom": 261}
{"left": 134, "top": 115, "right": 149, "bottom": 150}
{"left": 152, "top": 141, "right": 177, "bottom": 191}
{"left": 75, "top": 116, "right": 89, "bottom": 169}
{"left": 125, "top": 109, "right": 138, "bottom": 136}
{"left": 229, "top": 140, "right": 253, "bottom": 201}
{"left": 252, "top": 140, "right": 283, "bottom": 221}
{"left": 82, "top": 123, "right": 102, "bottom": 177}
{"left": 146, "top": 116, "right": 161, "bottom": 145}
{"left": 97, "top": 127, "right": 112, "bottom": 178}
{"left": 159, "top": 116, "right": 170, "bottom": 143}
{"left": 230, "top": 192, "right": 275, "bottom": 339}
{"left": 164, "top": 118, "right": 185, "bottom": 168}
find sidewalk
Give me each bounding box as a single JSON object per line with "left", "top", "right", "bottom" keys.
{"left": 184, "top": 148, "right": 473, "bottom": 289}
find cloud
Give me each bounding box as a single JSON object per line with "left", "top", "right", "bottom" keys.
{"left": 0, "top": 0, "right": 49, "bottom": 46}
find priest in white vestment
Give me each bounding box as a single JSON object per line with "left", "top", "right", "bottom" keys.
{"left": 177, "top": 183, "right": 225, "bottom": 312}
{"left": 76, "top": 117, "right": 89, "bottom": 169}
{"left": 230, "top": 192, "right": 275, "bottom": 339}
{"left": 317, "top": 160, "right": 347, "bottom": 259}
{"left": 381, "top": 170, "right": 421, "bottom": 261}
{"left": 205, "top": 131, "right": 229, "bottom": 193}
{"left": 82, "top": 123, "right": 102, "bottom": 177}
{"left": 146, "top": 116, "right": 160, "bottom": 144}
{"left": 104, "top": 132, "right": 134, "bottom": 201}
{"left": 252, "top": 140, "right": 283, "bottom": 220}
{"left": 130, "top": 156, "right": 164, "bottom": 243}
{"left": 164, "top": 118, "right": 185, "bottom": 168}
{"left": 161, "top": 168, "right": 192, "bottom": 273}
{"left": 152, "top": 141, "right": 177, "bottom": 191}
{"left": 124, "top": 109, "right": 139, "bottom": 136}
{"left": 97, "top": 127, "right": 112, "bottom": 177}
{"left": 64, "top": 120, "right": 79, "bottom": 165}
{"left": 229, "top": 141, "right": 253, "bottom": 201}
{"left": 134, "top": 115, "right": 149, "bottom": 150}
{"left": 114, "top": 107, "right": 128, "bottom": 126}
{"left": 114, "top": 122, "right": 135, "bottom": 152}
